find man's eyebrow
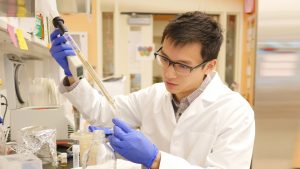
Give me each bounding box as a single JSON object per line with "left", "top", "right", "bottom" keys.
{"left": 161, "top": 49, "right": 192, "bottom": 65}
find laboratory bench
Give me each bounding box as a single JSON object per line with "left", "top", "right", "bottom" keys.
{"left": 43, "top": 160, "right": 73, "bottom": 169}
{"left": 43, "top": 159, "right": 142, "bottom": 169}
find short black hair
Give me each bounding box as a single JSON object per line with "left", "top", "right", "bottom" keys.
{"left": 161, "top": 11, "right": 223, "bottom": 61}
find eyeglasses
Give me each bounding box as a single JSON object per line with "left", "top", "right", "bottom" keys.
{"left": 154, "top": 47, "right": 209, "bottom": 75}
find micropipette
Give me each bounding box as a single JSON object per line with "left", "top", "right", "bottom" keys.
{"left": 52, "top": 17, "right": 117, "bottom": 111}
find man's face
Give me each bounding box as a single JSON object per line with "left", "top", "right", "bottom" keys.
{"left": 160, "top": 39, "right": 211, "bottom": 101}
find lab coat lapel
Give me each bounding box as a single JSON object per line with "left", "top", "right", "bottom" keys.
{"left": 163, "top": 92, "right": 177, "bottom": 126}
{"left": 177, "top": 73, "right": 228, "bottom": 123}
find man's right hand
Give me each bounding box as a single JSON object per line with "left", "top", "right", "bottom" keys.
{"left": 50, "top": 29, "right": 76, "bottom": 77}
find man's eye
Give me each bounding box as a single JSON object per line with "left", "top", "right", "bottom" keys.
{"left": 161, "top": 57, "right": 169, "bottom": 62}
{"left": 178, "top": 64, "right": 189, "bottom": 69}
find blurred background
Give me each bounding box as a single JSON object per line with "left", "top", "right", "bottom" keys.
{"left": 254, "top": 0, "right": 300, "bottom": 168}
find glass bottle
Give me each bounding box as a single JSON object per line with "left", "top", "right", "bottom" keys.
{"left": 59, "top": 152, "right": 67, "bottom": 167}
{"left": 84, "top": 130, "right": 116, "bottom": 169}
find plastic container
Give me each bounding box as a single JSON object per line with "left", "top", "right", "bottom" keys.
{"left": 0, "top": 153, "right": 42, "bottom": 169}
{"left": 72, "top": 142, "right": 80, "bottom": 168}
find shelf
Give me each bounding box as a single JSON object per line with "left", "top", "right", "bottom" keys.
{"left": 0, "top": 19, "right": 51, "bottom": 60}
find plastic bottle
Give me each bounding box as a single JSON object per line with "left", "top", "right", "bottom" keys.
{"left": 35, "top": 13, "right": 44, "bottom": 40}
{"left": 85, "top": 130, "right": 116, "bottom": 169}
{"left": 72, "top": 140, "right": 80, "bottom": 168}
{"left": 34, "top": 0, "right": 51, "bottom": 45}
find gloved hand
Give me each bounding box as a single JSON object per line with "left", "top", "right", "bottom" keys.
{"left": 49, "top": 29, "right": 76, "bottom": 76}
{"left": 109, "top": 118, "right": 158, "bottom": 169}
{"left": 88, "top": 125, "right": 113, "bottom": 136}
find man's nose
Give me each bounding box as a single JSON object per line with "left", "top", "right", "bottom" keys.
{"left": 164, "top": 63, "right": 177, "bottom": 79}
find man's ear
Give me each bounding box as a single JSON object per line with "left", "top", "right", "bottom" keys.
{"left": 204, "top": 59, "right": 217, "bottom": 74}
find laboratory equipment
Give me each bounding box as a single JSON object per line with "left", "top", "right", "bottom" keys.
{"left": 29, "top": 78, "right": 60, "bottom": 107}
{"left": 82, "top": 130, "right": 116, "bottom": 169}
{"left": 70, "top": 131, "right": 93, "bottom": 165}
{"left": 70, "top": 131, "right": 116, "bottom": 169}
{"left": 10, "top": 106, "right": 68, "bottom": 141}
{"left": 52, "top": 16, "right": 117, "bottom": 112}
{"left": 72, "top": 140, "right": 80, "bottom": 168}
{"left": 51, "top": 17, "right": 83, "bottom": 81}
{"left": 0, "top": 153, "right": 42, "bottom": 169}
{"left": 4, "top": 54, "right": 29, "bottom": 109}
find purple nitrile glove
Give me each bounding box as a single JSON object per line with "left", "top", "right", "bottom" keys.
{"left": 49, "top": 29, "right": 76, "bottom": 76}
{"left": 88, "top": 125, "right": 113, "bottom": 137}
{"left": 109, "top": 118, "right": 158, "bottom": 169}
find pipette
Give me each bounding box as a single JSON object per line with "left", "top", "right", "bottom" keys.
{"left": 52, "top": 17, "right": 117, "bottom": 111}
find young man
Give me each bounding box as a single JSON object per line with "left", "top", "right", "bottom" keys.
{"left": 50, "top": 11, "right": 255, "bottom": 169}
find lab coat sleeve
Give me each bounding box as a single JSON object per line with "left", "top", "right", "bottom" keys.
{"left": 62, "top": 78, "right": 143, "bottom": 128}
{"left": 159, "top": 98, "right": 255, "bottom": 169}
{"left": 160, "top": 151, "right": 205, "bottom": 169}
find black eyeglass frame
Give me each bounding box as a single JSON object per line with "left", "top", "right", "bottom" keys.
{"left": 154, "top": 47, "right": 210, "bottom": 73}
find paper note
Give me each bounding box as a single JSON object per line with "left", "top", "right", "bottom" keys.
{"left": 7, "top": 24, "right": 18, "bottom": 48}
{"left": 16, "top": 28, "right": 28, "bottom": 50}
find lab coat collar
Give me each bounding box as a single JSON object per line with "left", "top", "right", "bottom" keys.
{"left": 164, "top": 71, "right": 228, "bottom": 103}
{"left": 200, "top": 71, "right": 230, "bottom": 103}
{"left": 162, "top": 72, "right": 230, "bottom": 125}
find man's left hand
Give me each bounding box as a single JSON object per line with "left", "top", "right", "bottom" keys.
{"left": 109, "top": 118, "right": 159, "bottom": 168}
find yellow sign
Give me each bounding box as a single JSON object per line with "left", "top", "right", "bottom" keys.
{"left": 16, "top": 29, "right": 28, "bottom": 50}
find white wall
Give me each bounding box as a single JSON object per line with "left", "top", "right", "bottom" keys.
{"left": 101, "top": 0, "right": 243, "bottom": 13}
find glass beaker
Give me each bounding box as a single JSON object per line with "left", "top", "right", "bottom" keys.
{"left": 70, "top": 131, "right": 93, "bottom": 165}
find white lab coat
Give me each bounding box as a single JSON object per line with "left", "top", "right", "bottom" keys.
{"left": 63, "top": 72, "right": 255, "bottom": 169}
